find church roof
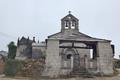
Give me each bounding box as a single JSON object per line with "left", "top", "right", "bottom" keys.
{"left": 61, "top": 13, "right": 79, "bottom": 21}
{"left": 48, "top": 12, "right": 111, "bottom": 42}
{"left": 48, "top": 31, "right": 111, "bottom": 42}
{"left": 18, "top": 36, "right": 33, "bottom": 45}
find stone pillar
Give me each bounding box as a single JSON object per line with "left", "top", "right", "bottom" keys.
{"left": 71, "top": 56, "right": 74, "bottom": 70}
{"left": 96, "top": 42, "right": 113, "bottom": 75}
{"left": 96, "top": 57, "right": 100, "bottom": 72}
{"left": 85, "top": 56, "right": 88, "bottom": 70}
{"left": 42, "top": 39, "right": 61, "bottom": 78}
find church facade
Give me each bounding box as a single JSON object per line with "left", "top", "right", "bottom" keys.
{"left": 16, "top": 12, "right": 114, "bottom": 77}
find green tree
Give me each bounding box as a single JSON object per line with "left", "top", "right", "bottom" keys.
{"left": 8, "top": 41, "right": 17, "bottom": 59}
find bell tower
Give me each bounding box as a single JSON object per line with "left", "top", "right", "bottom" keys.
{"left": 61, "top": 11, "right": 79, "bottom": 32}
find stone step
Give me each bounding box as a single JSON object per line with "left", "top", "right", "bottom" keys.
{"left": 70, "top": 73, "right": 95, "bottom": 78}
{"left": 70, "top": 71, "right": 95, "bottom": 78}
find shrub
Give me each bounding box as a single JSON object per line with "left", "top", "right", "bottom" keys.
{"left": 4, "top": 59, "right": 23, "bottom": 76}
{"left": 114, "top": 59, "right": 120, "bottom": 68}
{"left": 7, "top": 41, "right": 17, "bottom": 59}
{"left": 4, "top": 59, "right": 45, "bottom": 77}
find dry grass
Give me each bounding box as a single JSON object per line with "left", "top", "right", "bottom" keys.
{"left": 0, "top": 76, "right": 120, "bottom": 80}
{"left": 0, "top": 69, "right": 120, "bottom": 80}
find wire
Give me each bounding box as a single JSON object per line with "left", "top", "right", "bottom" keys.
{"left": 0, "top": 32, "right": 17, "bottom": 39}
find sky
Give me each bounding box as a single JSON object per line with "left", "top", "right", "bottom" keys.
{"left": 0, "top": 0, "right": 120, "bottom": 58}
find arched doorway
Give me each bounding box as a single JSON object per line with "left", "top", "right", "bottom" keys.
{"left": 61, "top": 48, "right": 80, "bottom": 72}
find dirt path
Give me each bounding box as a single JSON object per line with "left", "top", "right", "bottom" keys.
{"left": 0, "top": 76, "right": 120, "bottom": 80}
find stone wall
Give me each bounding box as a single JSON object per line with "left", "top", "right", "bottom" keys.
{"left": 16, "top": 45, "right": 27, "bottom": 60}
{"left": 77, "top": 48, "right": 90, "bottom": 69}
{"left": 97, "top": 42, "right": 113, "bottom": 75}
{"left": 42, "top": 39, "right": 61, "bottom": 77}
{"left": 17, "top": 59, "right": 45, "bottom": 77}
{"left": 32, "top": 46, "right": 42, "bottom": 59}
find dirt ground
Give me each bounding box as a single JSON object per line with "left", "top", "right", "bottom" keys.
{"left": 0, "top": 69, "right": 120, "bottom": 80}
{"left": 0, "top": 75, "right": 120, "bottom": 80}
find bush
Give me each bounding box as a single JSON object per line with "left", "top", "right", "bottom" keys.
{"left": 4, "top": 59, "right": 45, "bottom": 77}
{"left": 4, "top": 59, "right": 23, "bottom": 76}
{"left": 114, "top": 59, "right": 120, "bottom": 68}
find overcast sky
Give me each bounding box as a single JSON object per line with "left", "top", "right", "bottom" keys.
{"left": 0, "top": 0, "right": 120, "bottom": 58}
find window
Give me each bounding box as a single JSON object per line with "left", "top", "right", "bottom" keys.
{"left": 90, "top": 49, "right": 93, "bottom": 59}
{"left": 67, "top": 54, "right": 72, "bottom": 59}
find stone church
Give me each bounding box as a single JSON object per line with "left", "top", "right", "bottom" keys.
{"left": 16, "top": 12, "right": 115, "bottom": 77}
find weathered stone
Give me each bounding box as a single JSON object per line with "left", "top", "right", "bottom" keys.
{"left": 15, "top": 12, "right": 114, "bottom": 77}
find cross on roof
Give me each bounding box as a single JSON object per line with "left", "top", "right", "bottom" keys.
{"left": 68, "top": 11, "right": 71, "bottom": 14}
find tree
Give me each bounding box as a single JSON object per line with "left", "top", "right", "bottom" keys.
{"left": 8, "top": 41, "right": 17, "bottom": 59}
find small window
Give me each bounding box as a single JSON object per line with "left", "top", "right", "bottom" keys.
{"left": 67, "top": 54, "right": 72, "bottom": 59}
{"left": 65, "top": 20, "right": 69, "bottom": 26}
{"left": 90, "top": 49, "right": 93, "bottom": 59}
